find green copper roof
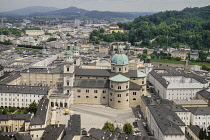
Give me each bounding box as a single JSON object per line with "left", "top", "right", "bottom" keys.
{"left": 65, "top": 50, "right": 73, "bottom": 56}
{"left": 109, "top": 74, "right": 130, "bottom": 82}
{"left": 137, "top": 71, "right": 146, "bottom": 78}
{"left": 111, "top": 54, "right": 129, "bottom": 65}
{"left": 73, "top": 46, "right": 79, "bottom": 51}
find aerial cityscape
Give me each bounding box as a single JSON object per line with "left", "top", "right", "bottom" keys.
{"left": 0, "top": 0, "right": 210, "bottom": 140}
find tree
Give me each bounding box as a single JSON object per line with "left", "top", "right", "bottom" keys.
{"left": 123, "top": 123, "right": 133, "bottom": 134}
{"left": 2, "top": 109, "right": 7, "bottom": 114}
{"left": 102, "top": 121, "right": 115, "bottom": 132}
{"left": 143, "top": 49, "right": 148, "bottom": 54}
{"left": 47, "top": 37, "right": 57, "bottom": 42}
{"left": 99, "top": 28, "right": 105, "bottom": 33}
{"left": 28, "top": 101, "right": 38, "bottom": 114}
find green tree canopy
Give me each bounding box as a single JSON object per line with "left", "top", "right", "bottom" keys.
{"left": 2, "top": 109, "right": 8, "bottom": 114}
{"left": 102, "top": 121, "right": 115, "bottom": 132}
{"left": 28, "top": 101, "right": 38, "bottom": 114}
{"left": 123, "top": 123, "right": 133, "bottom": 134}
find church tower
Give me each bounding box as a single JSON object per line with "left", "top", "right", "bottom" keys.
{"left": 62, "top": 48, "right": 75, "bottom": 105}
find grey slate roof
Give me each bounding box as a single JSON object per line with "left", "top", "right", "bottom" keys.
{"left": 186, "top": 107, "right": 210, "bottom": 115}
{"left": 74, "top": 79, "right": 109, "bottom": 88}
{"left": 130, "top": 81, "right": 141, "bottom": 90}
{"left": 0, "top": 114, "right": 31, "bottom": 121}
{"left": 14, "top": 132, "right": 32, "bottom": 140}
{"left": 75, "top": 67, "right": 111, "bottom": 77}
{"left": 0, "top": 72, "right": 21, "bottom": 85}
{"left": 141, "top": 95, "right": 172, "bottom": 106}
{"left": 30, "top": 97, "right": 49, "bottom": 125}
{"left": 86, "top": 128, "right": 157, "bottom": 140}
{"left": 197, "top": 89, "right": 210, "bottom": 99}
{"left": 187, "top": 125, "right": 200, "bottom": 138}
{"left": 41, "top": 124, "right": 65, "bottom": 140}
{"left": 21, "top": 66, "right": 63, "bottom": 74}
{"left": 148, "top": 105, "right": 185, "bottom": 135}
{"left": 0, "top": 85, "right": 49, "bottom": 95}
{"left": 66, "top": 114, "right": 81, "bottom": 136}
{"left": 75, "top": 67, "right": 143, "bottom": 79}
{"left": 149, "top": 66, "right": 208, "bottom": 88}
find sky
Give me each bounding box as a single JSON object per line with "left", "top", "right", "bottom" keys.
{"left": 0, "top": 0, "right": 209, "bottom": 12}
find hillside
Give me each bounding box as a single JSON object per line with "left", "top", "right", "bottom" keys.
{"left": 4, "top": 6, "right": 58, "bottom": 15}
{"left": 90, "top": 5, "right": 210, "bottom": 50}
{"left": 29, "top": 6, "right": 134, "bottom": 19}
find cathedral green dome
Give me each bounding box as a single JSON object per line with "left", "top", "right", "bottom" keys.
{"left": 65, "top": 50, "right": 73, "bottom": 56}
{"left": 73, "top": 46, "right": 79, "bottom": 51}
{"left": 111, "top": 54, "right": 129, "bottom": 65}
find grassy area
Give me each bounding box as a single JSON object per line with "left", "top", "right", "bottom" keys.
{"left": 151, "top": 59, "right": 210, "bottom": 67}
{"left": 15, "top": 47, "right": 40, "bottom": 51}
{"left": 0, "top": 107, "right": 29, "bottom": 115}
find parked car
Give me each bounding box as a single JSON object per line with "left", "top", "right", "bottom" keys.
{"left": 137, "top": 111, "right": 141, "bottom": 119}
{"left": 133, "top": 121, "right": 138, "bottom": 128}
{"left": 81, "top": 128, "right": 87, "bottom": 135}
{"left": 135, "top": 130, "right": 141, "bottom": 136}
{"left": 143, "top": 121, "right": 147, "bottom": 127}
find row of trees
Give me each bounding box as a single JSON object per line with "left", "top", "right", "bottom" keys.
{"left": 0, "top": 101, "right": 37, "bottom": 115}
{"left": 0, "top": 27, "right": 42, "bottom": 37}
{"left": 102, "top": 121, "right": 133, "bottom": 134}
{"left": 17, "top": 44, "right": 43, "bottom": 49}
{"left": 89, "top": 6, "right": 210, "bottom": 50}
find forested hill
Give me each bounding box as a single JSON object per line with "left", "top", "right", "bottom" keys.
{"left": 90, "top": 5, "right": 210, "bottom": 50}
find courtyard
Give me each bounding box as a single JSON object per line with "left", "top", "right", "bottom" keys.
{"left": 69, "top": 104, "right": 139, "bottom": 131}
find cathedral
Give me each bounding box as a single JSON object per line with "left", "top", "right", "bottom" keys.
{"left": 14, "top": 44, "right": 147, "bottom": 109}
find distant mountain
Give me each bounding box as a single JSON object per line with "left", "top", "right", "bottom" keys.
{"left": 30, "top": 6, "right": 86, "bottom": 16}
{"left": 29, "top": 6, "right": 134, "bottom": 19}
{"left": 4, "top": 6, "right": 58, "bottom": 15}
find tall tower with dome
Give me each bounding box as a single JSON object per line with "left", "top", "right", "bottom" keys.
{"left": 109, "top": 53, "right": 130, "bottom": 109}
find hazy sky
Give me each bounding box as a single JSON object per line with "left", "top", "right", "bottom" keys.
{"left": 0, "top": 0, "right": 209, "bottom": 12}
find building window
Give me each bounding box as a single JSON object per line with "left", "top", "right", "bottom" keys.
{"left": 126, "top": 85, "right": 128, "bottom": 89}
{"left": 133, "top": 92, "right": 137, "bottom": 95}
{"left": 86, "top": 96, "right": 89, "bottom": 98}
{"left": 110, "top": 99, "right": 112, "bottom": 101}
{"left": 119, "top": 68, "right": 121, "bottom": 71}
{"left": 118, "top": 101, "right": 121, "bottom": 103}
{"left": 86, "top": 90, "right": 89, "bottom": 93}
{"left": 94, "top": 96, "right": 97, "bottom": 98}
{"left": 110, "top": 93, "right": 112, "bottom": 96}
{"left": 113, "top": 67, "right": 115, "bottom": 70}
{"left": 67, "top": 67, "right": 69, "bottom": 72}
{"left": 118, "top": 86, "right": 121, "bottom": 89}
{"left": 118, "top": 94, "right": 121, "bottom": 97}
{"left": 78, "top": 96, "right": 80, "bottom": 98}
{"left": 102, "top": 90, "right": 106, "bottom": 93}
{"left": 142, "top": 81, "right": 144, "bottom": 84}
{"left": 67, "top": 82, "right": 69, "bottom": 85}
{"left": 103, "top": 96, "right": 106, "bottom": 99}
{"left": 126, "top": 93, "right": 128, "bottom": 96}
{"left": 126, "top": 99, "right": 128, "bottom": 102}
{"left": 133, "top": 98, "right": 136, "bottom": 100}
{"left": 142, "top": 88, "right": 145, "bottom": 91}
{"left": 94, "top": 90, "right": 98, "bottom": 93}
{"left": 77, "top": 89, "right": 81, "bottom": 92}
{"left": 111, "top": 85, "right": 113, "bottom": 88}
{"left": 67, "top": 90, "right": 69, "bottom": 94}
